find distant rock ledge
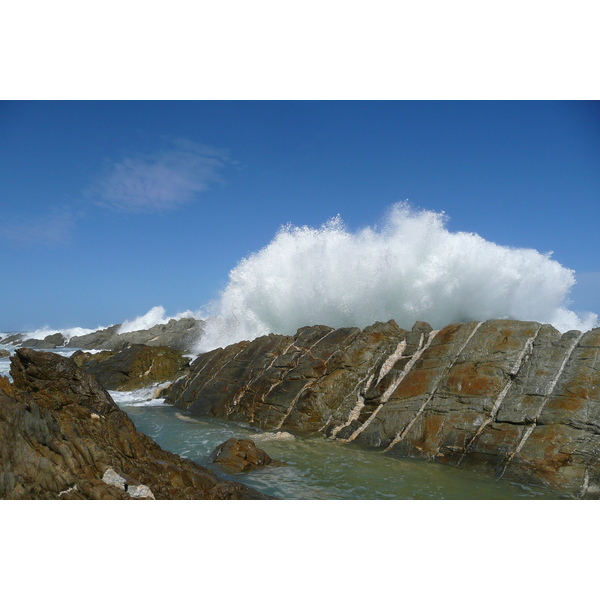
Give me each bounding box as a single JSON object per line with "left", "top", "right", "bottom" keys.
{"left": 0, "top": 317, "right": 204, "bottom": 353}
{"left": 164, "top": 318, "right": 600, "bottom": 499}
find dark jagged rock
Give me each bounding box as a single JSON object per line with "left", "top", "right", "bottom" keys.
{"left": 71, "top": 349, "right": 114, "bottom": 368}
{"left": 0, "top": 333, "right": 23, "bottom": 346}
{"left": 116, "top": 318, "right": 204, "bottom": 352}
{"left": 0, "top": 348, "right": 270, "bottom": 500}
{"left": 165, "top": 319, "right": 600, "bottom": 499}
{"left": 210, "top": 438, "right": 279, "bottom": 472}
{"left": 65, "top": 324, "right": 122, "bottom": 349}
{"left": 44, "top": 333, "right": 66, "bottom": 347}
{"left": 66, "top": 318, "right": 203, "bottom": 353}
{"left": 72, "top": 344, "right": 189, "bottom": 391}
{"left": 18, "top": 333, "right": 65, "bottom": 349}
{"left": 0, "top": 350, "right": 9, "bottom": 358}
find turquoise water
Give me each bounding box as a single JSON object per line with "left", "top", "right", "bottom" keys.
{"left": 118, "top": 394, "right": 560, "bottom": 500}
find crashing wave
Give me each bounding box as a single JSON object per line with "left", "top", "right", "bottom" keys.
{"left": 195, "top": 202, "right": 598, "bottom": 352}
{"left": 118, "top": 306, "right": 200, "bottom": 334}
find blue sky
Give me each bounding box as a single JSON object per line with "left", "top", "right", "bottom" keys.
{"left": 1, "top": 100, "right": 599, "bottom": 332}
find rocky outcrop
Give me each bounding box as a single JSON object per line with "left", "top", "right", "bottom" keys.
{"left": 0, "top": 348, "right": 269, "bottom": 500}
{"left": 66, "top": 318, "right": 203, "bottom": 352}
{"left": 65, "top": 325, "right": 122, "bottom": 349}
{"left": 21, "top": 338, "right": 56, "bottom": 349}
{"left": 0, "top": 333, "right": 24, "bottom": 346}
{"left": 71, "top": 350, "right": 114, "bottom": 368}
{"left": 21, "top": 333, "right": 68, "bottom": 349}
{"left": 165, "top": 319, "right": 600, "bottom": 498}
{"left": 1, "top": 317, "right": 204, "bottom": 353}
{"left": 71, "top": 345, "right": 189, "bottom": 391}
{"left": 44, "top": 333, "right": 67, "bottom": 347}
{"left": 210, "top": 438, "right": 279, "bottom": 472}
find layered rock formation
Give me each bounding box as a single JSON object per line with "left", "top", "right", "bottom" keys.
{"left": 0, "top": 348, "right": 268, "bottom": 500}
{"left": 165, "top": 319, "right": 600, "bottom": 498}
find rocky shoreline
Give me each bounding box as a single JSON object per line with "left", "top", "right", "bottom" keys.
{"left": 163, "top": 319, "right": 600, "bottom": 499}
{"left": 3, "top": 316, "right": 600, "bottom": 499}
{"left": 0, "top": 348, "right": 268, "bottom": 499}
{"left": 0, "top": 317, "right": 204, "bottom": 353}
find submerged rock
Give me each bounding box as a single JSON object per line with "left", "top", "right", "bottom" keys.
{"left": 0, "top": 348, "right": 270, "bottom": 500}
{"left": 210, "top": 438, "right": 279, "bottom": 472}
{"left": 165, "top": 319, "right": 600, "bottom": 499}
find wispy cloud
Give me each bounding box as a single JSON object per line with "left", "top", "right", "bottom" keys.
{"left": 90, "top": 139, "right": 230, "bottom": 214}
{"left": 0, "top": 209, "right": 75, "bottom": 247}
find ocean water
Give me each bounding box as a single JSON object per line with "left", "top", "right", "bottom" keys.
{"left": 114, "top": 388, "right": 560, "bottom": 500}
{"left": 0, "top": 348, "right": 11, "bottom": 379}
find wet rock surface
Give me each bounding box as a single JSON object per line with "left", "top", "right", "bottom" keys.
{"left": 0, "top": 348, "right": 270, "bottom": 500}
{"left": 165, "top": 319, "right": 600, "bottom": 498}
{"left": 210, "top": 438, "right": 279, "bottom": 472}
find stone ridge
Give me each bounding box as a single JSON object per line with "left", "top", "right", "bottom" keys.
{"left": 0, "top": 317, "right": 204, "bottom": 353}
{"left": 164, "top": 319, "right": 600, "bottom": 498}
{"left": 66, "top": 318, "right": 204, "bottom": 352}
{"left": 0, "top": 348, "right": 269, "bottom": 500}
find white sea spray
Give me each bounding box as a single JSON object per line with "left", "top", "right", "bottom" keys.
{"left": 108, "top": 385, "right": 168, "bottom": 407}
{"left": 24, "top": 325, "right": 103, "bottom": 342}
{"left": 118, "top": 305, "right": 200, "bottom": 334}
{"left": 195, "top": 202, "right": 598, "bottom": 352}
{"left": 250, "top": 431, "right": 295, "bottom": 442}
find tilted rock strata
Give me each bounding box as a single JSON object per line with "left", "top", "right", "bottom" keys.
{"left": 0, "top": 348, "right": 269, "bottom": 500}
{"left": 165, "top": 319, "right": 600, "bottom": 498}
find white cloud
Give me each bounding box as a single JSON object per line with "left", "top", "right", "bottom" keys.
{"left": 91, "top": 139, "right": 229, "bottom": 213}
{"left": 0, "top": 210, "right": 74, "bottom": 247}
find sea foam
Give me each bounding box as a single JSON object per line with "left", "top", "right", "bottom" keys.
{"left": 24, "top": 326, "right": 104, "bottom": 343}
{"left": 195, "top": 202, "right": 598, "bottom": 352}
